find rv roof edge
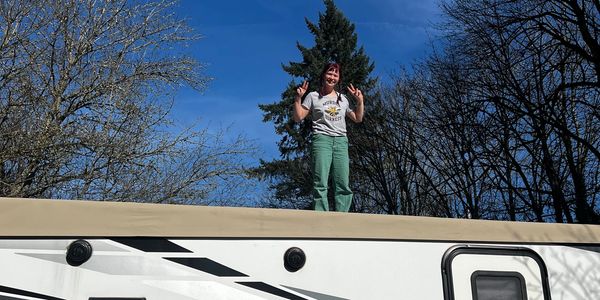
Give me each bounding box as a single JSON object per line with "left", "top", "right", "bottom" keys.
{"left": 0, "top": 197, "right": 598, "bottom": 244}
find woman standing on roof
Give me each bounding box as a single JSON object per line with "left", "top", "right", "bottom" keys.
{"left": 293, "top": 62, "right": 365, "bottom": 212}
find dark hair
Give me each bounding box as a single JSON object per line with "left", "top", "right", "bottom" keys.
{"left": 320, "top": 62, "right": 341, "bottom": 81}
{"left": 320, "top": 62, "right": 343, "bottom": 103}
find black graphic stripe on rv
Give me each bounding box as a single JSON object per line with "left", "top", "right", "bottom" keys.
{"left": 164, "top": 257, "right": 248, "bottom": 277}
{"left": 88, "top": 298, "right": 146, "bottom": 300}
{"left": 111, "top": 237, "right": 191, "bottom": 252}
{"left": 0, "top": 295, "right": 26, "bottom": 300}
{"left": 281, "top": 285, "right": 350, "bottom": 300}
{"left": 0, "top": 285, "right": 64, "bottom": 300}
{"left": 566, "top": 245, "right": 600, "bottom": 254}
{"left": 237, "top": 282, "right": 308, "bottom": 300}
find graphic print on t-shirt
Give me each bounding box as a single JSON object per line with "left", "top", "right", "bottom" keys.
{"left": 323, "top": 100, "right": 342, "bottom": 122}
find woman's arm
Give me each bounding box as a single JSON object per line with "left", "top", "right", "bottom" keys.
{"left": 346, "top": 84, "right": 364, "bottom": 123}
{"left": 293, "top": 81, "right": 310, "bottom": 122}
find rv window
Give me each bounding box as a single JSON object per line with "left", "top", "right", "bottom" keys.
{"left": 471, "top": 271, "right": 527, "bottom": 300}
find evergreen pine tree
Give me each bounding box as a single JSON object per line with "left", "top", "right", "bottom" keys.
{"left": 254, "top": 0, "right": 376, "bottom": 209}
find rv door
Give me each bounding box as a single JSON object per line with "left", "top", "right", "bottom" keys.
{"left": 442, "top": 246, "right": 551, "bottom": 300}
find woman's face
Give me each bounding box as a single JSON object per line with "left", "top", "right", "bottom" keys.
{"left": 323, "top": 67, "right": 339, "bottom": 88}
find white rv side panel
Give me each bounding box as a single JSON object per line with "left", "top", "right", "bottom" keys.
{"left": 0, "top": 239, "right": 455, "bottom": 299}
{"left": 2, "top": 239, "right": 600, "bottom": 299}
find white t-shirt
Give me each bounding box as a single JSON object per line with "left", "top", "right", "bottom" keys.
{"left": 302, "top": 91, "right": 354, "bottom": 136}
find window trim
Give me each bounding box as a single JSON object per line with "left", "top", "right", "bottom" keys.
{"left": 441, "top": 245, "right": 551, "bottom": 300}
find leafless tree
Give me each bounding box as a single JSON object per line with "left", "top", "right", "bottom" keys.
{"left": 439, "top": 0, "right": 600, "bottom": 223}
{"left": 0, "top": 0, "right": 256, "bottom": 204}
{"left": 350, "top": 0, "right": 600, "bottom": 223}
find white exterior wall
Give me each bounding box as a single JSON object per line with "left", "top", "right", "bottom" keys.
{"left": 1, "top": 238, "right": 600, "bottom": 299}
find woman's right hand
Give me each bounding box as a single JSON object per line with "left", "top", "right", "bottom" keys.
{"left": 293, "top": 80, "right": 310, "bottom": 122}
{"left": 296, "top": 81, "right": 308, "bottom": 99}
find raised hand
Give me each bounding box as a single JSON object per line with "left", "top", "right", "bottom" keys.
{"left": 296, "top": 80, "right": 309, "bottom": 98}
{"left": 347, "top": 83, "right": 364, "bottom": 104}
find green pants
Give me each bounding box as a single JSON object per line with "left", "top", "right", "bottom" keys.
{"left": 311, "top": 134, "right": 353, "bottom": 212}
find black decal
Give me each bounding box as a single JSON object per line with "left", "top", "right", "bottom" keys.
{"left": 0, "top": 285, "right": 64, "bottom": 300}
{"left": 566, "top": 245, "right": 600, "bottom": 254}
{"left": 111, "top": 238, "right": 191, "bottom": 253}
{"left": 282, "top": 285, "right": 350, "bottom": 300}
{"left": 89, "top": 298, "right": 146, "bottom": 300}
{"left": 0, "top": 295, "right": 26, "bottom": 300}
{"left": 237, "top": 282, "right": 307, "bottom": 300}
{"left": 165, "top": 257, "right": 247, "bottom": 277}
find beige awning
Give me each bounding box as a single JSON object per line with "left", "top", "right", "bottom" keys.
{"left": 0, "top": 197, "right": 599, "bottom": 244}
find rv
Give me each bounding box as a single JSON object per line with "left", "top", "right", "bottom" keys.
{"left": 0, "top": 197, "right": 599, "bottom": 299}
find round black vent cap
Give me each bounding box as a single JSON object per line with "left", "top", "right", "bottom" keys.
{"left": 284, "top": 247, "right": 306, "bottom": 272}
{"left": 66, "top": 239, "right": 93, "bottom": 266}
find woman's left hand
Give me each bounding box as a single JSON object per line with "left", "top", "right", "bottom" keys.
{"left": 347, "top": 84, "right": 364, "bottom": 104}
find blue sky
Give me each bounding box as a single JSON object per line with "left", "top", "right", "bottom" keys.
{"left": 171, "top": 0, "right": 442, "bottom": 163}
